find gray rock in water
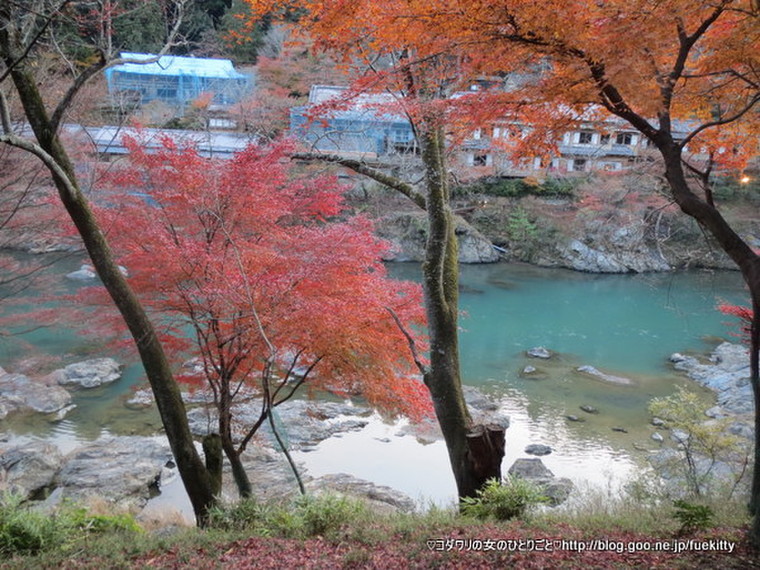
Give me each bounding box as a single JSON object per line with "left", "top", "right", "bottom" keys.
{"left": 651, "top": 417, "right": 667, "bottom": 427}
{"left": 580, "top": 405, "right": 599, "bottom": 414}
{"left": 565, "top": 415, "right": 585, "bottom": 422}
{"left": 463, "top": 385, "right": 500, "bottom": 411}
{"left": 651, "top": 432, "right": 664, "bottom": 443}
{"left": 524, "top": 444, "right": 552, "bottom": 456}
{"left": 509, "top": 457, "right": 554, "bottom": 480}
{"left": 527, "top": 347, "right": 552, "bottom": 359}
{"left": 188, "top": 399, "right": 372, "bottom": 450}
{"left": 522, "top": 365, "right": 537, "bottom": 375}
{"left": 57, "top": 436, "right": 173, "bottom": 507}
{"left": 57, "top": 358, "right": 122, "bottom": 389}
{"left": 65, "top": 265, "right": 97, "bottom": 281}
{"left": 611, "top": 426, "right": 628, "bottom": 433}
{"left": 125, "top": 389, "right": 154, "bottom": 410}
{"left": 0, "top": 371, "right": 73, "bottom": 415}
{"left": 577, "top": 365, "right": 633, "bottom": 386}
{"left": 0, "top": 441, "right": 62, "bottom": 499}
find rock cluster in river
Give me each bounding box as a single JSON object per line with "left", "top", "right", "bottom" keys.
{"left": 646, "top": 342, "right": 754, "bottom": 495}
{"left": 0, "top": 358, "right": 122, "bottom": 421}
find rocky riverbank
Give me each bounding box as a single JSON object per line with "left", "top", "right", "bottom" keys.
{"left": 2, "top": 358, "right": 547, "bottom": 524}
{"left": 648, "top": 342, "right": 754, "bottom": 495}
{"left": 359, "top": 178, "right": 759, "bottom": 272}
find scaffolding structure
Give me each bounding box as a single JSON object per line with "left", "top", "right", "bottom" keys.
{"left": 105, "top": 52, "right": 251, "bottom": 111}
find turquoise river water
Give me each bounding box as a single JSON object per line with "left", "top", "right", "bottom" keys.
{"left": 0, "top": 256, "right": 750, "bottom": 509}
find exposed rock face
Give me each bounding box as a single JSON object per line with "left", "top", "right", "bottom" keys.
{"left": 309, "top": 473, "right": 416, "bottom": 513}
{"left": 508, "top": 457, "right": 573, "bottom": 506}
{"left": 375, "top": 211, "right": 499, "bottom": 263}
{"left": 556, "top": 228, "right": 672, "bottom": 274}
{"left": 56, "top": 358, "right": 122, "bottom": 389}
{"left": 0, "top": 369, "right": 73, "bottom": 418}
{"left": 56, "top": 436, "right": 174, "bottom": 508}
{"left": 0, "top": 441, "right": 62, "bottom": 499}
{"left": 670, "top": 343, "right": 752, "bottom": 415}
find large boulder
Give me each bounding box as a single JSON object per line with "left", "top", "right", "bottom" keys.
{"left": 0, "top": 370, "right": 73, "bottom": 418}
{"left": 375, "top": 211, "right": 499, "bottom": 263}
{"left": 0, "top": 441, "right": 62, "bottom": 499}
{"left": 56, "top": 358, "right": 122, "bottom": 389}
{"left": 56, "top": 436, "right": 174, "bottom": 508}
{"left": 309, "top": 473, "right": 416, "bottom": 513}
{"left": 508, "top": 457, "right": 573, "bottom": 506}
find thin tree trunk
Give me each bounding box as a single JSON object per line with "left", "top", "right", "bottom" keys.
{"left": 0, "top": 47, "right": 216, "bottom": 526}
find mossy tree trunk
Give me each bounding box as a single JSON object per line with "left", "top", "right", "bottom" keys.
{"left": 419, "top": 123, "right": 506, "bottom": 500}
{"left": 0, "top": 19, "right": 217, "bottom": 526}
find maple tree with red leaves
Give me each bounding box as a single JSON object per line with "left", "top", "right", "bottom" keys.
{"left": 91, "top": 136, "right": 430, "bottom": 497}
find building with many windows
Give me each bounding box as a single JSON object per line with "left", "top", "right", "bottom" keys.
{"left": 289, "top": 85, "right": 417, "bottom": 158}
{"left": 105, "top": 52, "right": 252, "bottom": 114}
{"left": 291, "top": 85, "right": 696, "bottom": 178}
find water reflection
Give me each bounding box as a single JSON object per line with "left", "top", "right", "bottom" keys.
{"left": 0, "top": 258, "right": 748, "bottom": 506}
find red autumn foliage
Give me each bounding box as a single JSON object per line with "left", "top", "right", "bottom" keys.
{"left": 718, "top": 302, "right": 754, "bottom": 347}
{"left": 88, "top": 136, "right": 432, "bottom": 421}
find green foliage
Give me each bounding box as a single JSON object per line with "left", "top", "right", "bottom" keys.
{"left": 0, "top": 493, "right": 61, "bottom": 556}
{"left": 0, "top": 493, "right": 141, "bottom": 558}
{"left": 458, "top": 177, "right": 578, "bottom": 199}
{"left": 506, "top": 205, "right": 538, "bottom": 242}
{"left": 296, "top": 493, "right": 367, "bottom": 537}
{"left": 648, "top": 386, "right": 750, "bottom": 498}
{"left": 671, "top": 499, "right": 715, "bottom": 536}
{"left": 460, "top": 477, "right": 548, "bottom": 521}
{"left": 209, "top": 493, "right": 367, "bottom": 538}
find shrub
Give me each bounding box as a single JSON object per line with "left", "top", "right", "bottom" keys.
{"left": 461, "top": 477, "right": 548, "bottom": 521}
{"left": 648, "top": 386, "right": 750, "bottom": 498}
{"left": 0, "top": 493, "right": 141, "bottom": 557}
{"left": 672, "top": 500, "right": 715, "bottom": 536}
{"left": 457, "top": 177, "right": 579, "bottom": 199}
{"left": 209, "top": 493, "right": 367, "bottom": 538}
{"left": 296, "top": 493, "right": 367, "bottom": 537}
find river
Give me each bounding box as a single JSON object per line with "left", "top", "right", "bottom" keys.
{"left": 0, "top": 256, "right": 749, "bottom": 508}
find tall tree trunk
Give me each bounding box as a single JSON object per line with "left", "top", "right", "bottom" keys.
{"left": 660, "top": 142, "right": 760, "bottom": 542}
{"left": 1, "top": 53, "right": 216, "bottom": 526}
{"left": 419, "top": 124, "right": 505, "bottom": 500}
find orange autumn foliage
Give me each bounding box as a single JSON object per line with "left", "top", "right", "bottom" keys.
{"left": 247, "top": 0, "right": 758, "bottom": 174}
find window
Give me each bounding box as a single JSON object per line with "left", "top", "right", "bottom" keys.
{"left": 578, "top": 131, "right": 593, "bottom": 144}
{"left": 616, "top": 133, "right": 633, "bottom": 145}
{"left": 473, "top": 153, "right": 489, "bottom": 167}
{"left": 573, "top": 158, "right": 587, "bottom": 171}
{"left": 600, "top": 134, "right": 611, "bottom": 145}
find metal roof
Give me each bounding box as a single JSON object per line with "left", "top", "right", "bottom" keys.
{"left": 110, "top": 52, "right": 248, "bottom": 79}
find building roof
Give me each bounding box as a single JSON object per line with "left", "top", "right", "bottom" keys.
{"left": 110, "top": 52, "right": 248, "bottom": 80}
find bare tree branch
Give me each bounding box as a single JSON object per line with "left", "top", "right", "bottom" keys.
{"left": 292, "top": 151, "right": 427, "bottom": 210}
